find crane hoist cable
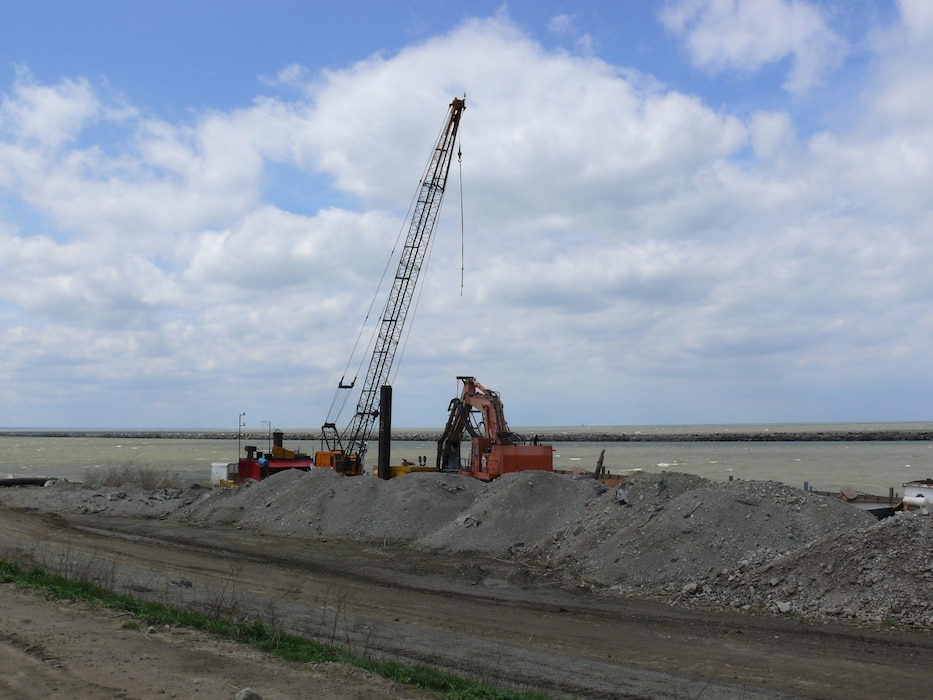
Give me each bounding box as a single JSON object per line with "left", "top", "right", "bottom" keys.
{"left": 394, "top": 132, "right": 465, "bottom": 385}
{"left": 396, "top": 141, "right": 466, "bottom": 382}
{"left": 459, "top": 144, "right": 465, "bottom": 296}
{"left": 331, "top": 107, "right": 454, "bottom": 414}
{"left": 325, "top": 164, "right": 422, "bottom": 427}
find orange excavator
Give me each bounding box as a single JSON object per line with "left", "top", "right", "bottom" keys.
{"left": 437, "top": 376, "right": 552, "bottom": 481}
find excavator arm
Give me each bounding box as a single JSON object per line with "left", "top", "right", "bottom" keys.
{"left": 436, "top": 376, "right": 552, "bottom": 479}
{"left": 436, "top": 397, "right": 469, "bottom": 471}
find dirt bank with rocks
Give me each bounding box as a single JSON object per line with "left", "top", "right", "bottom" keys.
{"left": 3, "top": 468, "right": 930, "bottom": 631}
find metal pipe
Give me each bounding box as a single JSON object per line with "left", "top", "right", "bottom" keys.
{"left": 378, "top": 385, "right": 392, "bottom": 480}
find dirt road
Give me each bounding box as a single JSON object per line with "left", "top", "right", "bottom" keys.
{"left": 2, "top": 506, "right": 931, "bottom": 699}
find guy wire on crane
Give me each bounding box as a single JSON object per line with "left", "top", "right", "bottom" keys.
{"left": 320, "top": 96, "right": 466, "bottom": 474}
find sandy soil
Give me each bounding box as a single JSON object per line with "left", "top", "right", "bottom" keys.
{"left": 0, "top": 583, "right": 428, "bottom": 700}
{"left": 1, "top": 471, "right": 932, "bottom": 699}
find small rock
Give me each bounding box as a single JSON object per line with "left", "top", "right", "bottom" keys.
{"left": 455, "top": 514, "right": 479, "bottom": 528}
{"left": 235, "top": 689, "right": 263, "bottom": 700}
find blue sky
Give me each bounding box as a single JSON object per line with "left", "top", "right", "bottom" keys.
{"left": 1, "top": 1, "right": 931, "bottom": 430}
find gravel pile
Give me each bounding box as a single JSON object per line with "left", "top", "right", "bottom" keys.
{"left": 523, "top": 471, "right": 876, "bottom": 588}
{"left": 0, "top": 480, "right": 207, "bottom": 519}
{"left": 677, "top": 510, "right": 933, "bottom": 627}
{"left": 414, "top": 471, "right": 606, "bottom": 554}
{"left": 3, "top": 468, "right": 931, "bottom": 629}
{"left": 179, "top": 468, "right": 486, "bottom": 542}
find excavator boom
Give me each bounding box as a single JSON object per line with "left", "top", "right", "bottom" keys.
{"left": 437, "top": 376, "right": 553, "bottom": 481}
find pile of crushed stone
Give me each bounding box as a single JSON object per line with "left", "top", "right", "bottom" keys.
{"left": 522, "top": 471, "right": 876, "bottom": 588}
{"left": 2, "top": 468, "right": 930, "bottom": 629}
{"left": 180, "top": 468, "right": 489, "bottom": 541}
{"left": 677, "top": 510, "right": 933, "bottom": 627}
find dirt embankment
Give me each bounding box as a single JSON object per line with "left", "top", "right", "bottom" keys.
{"left": 3, "top": 470, "right": 933, "bottom": 699}
{"left": 3, "top": 469, "right": 931, "bottom": 629}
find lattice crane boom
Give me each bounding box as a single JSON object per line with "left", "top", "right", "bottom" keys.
{"left": 322, "top": 96, "right": 466, "bottom": 470}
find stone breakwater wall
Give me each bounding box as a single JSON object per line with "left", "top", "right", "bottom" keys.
{"left": 3, "top": 429, "right": 933, "bottom": 442}
{"left": 395, "top": 429, "right": 933, "bottom": 443}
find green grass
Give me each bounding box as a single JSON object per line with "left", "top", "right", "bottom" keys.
{"left": 0, "top": 559, "right": 548, "bottom": 700}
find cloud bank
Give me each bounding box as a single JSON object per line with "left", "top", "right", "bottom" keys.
{"left": 1, "top": 4, "right": 931, "bottom": 428}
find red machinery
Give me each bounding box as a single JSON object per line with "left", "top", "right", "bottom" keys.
{"left": 238, "top": 430, "right": 312, "bottom": 482}
{"left": 437, "top": 376, "right": 552, "bottom": 481}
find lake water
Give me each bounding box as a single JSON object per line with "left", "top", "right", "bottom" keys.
{"left": 1, "top": 423, "right": 931, "bottom": 496}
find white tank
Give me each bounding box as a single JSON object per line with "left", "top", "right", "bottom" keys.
{"left": 902, "top": 479, "right": 933, "bottom": 509}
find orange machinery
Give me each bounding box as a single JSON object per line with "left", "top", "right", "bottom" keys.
{"left": 437, "top": 376, "right": 552, "bottom": 481}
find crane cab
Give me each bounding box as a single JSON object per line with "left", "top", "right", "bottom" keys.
{"left": 313, "top": 449, "right": 363, "bottom": 476}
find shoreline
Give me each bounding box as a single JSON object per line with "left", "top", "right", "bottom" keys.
{"left": 3, "top": 428, "right": 933, "bottom": 442}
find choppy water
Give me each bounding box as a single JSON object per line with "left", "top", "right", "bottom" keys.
{"left": 1, "top": 423, "right": 931, "bottom": 496}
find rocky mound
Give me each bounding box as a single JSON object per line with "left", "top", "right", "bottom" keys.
{"left": 179, "top": 468, "right": 487, "bottom": 541}
{"left": 0, "top": 480, "right": 206, "bottom": 519}
{"left": 523, "top": 471, "right": 875, "bottom": 588}
{"left": 2, "top": 469, "right": 930, "bottom": 629}
{"left": 681, "top": 510, "right": 933, "bottom": 627}
{"left": 414, "top": 470, "right": 607, "bottom": 554}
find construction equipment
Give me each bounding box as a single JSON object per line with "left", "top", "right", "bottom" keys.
{"left": 319, "top": 96, "right": 466, "bottom": 476}
{"left": 238, "top": 430, "right": 312, "bottom": 482}
{"left": 437, "top": 376, "right": 552, "bottom": 481}
{"left": 237, "top": 97, "right": 465, "bottom": 482}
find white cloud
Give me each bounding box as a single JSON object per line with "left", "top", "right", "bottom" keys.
{"left": 660, "top": 0, "right": 848, "bottom": 94}
{"left": 301, "top": 15, "right": 747, "bottom": 237}
{"left": 0, "top": 67, "right": 100, "bottom": 149}
{"left": 184, "top": 205, "right": 398, "bottom": 290}
{"left": 808, "top": 2, "right": 933, "bottom": 215}
{"left": 865, "top": 1, "right": 933, "bottom": 130}
{"left": 749, "top": 110, "right": 798, "bottom": 164}
{"left": 261, "top": 63, "right": 311, "bottom": 90}
{"left": 547, "top": 13, "right": 574, "bottom": 36}
{"left": 547, "top": 13, "right": 596, "bottom": 54}
{"left": 1, "top": 9, "right": 932, "bottom": 427}
{"left": 897, "top": 0, "right": 933, "bottom": 38}
{"left": 0, "top": 75, "right": 316, "bottom": 251}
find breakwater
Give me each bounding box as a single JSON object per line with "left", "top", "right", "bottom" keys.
{"left": 3, "top": 429, "right": 932, "bottom": 442}
{"left": 396, "top": 429, "right": 933, "bottom": 442}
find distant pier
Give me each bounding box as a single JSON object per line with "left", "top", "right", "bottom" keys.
{"left": 3, "top": 428, "right": 932, "bottom": 442}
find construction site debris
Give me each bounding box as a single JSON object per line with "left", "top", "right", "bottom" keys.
{"left": 2, "top": 469, "right": 930, "bottom": 630}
